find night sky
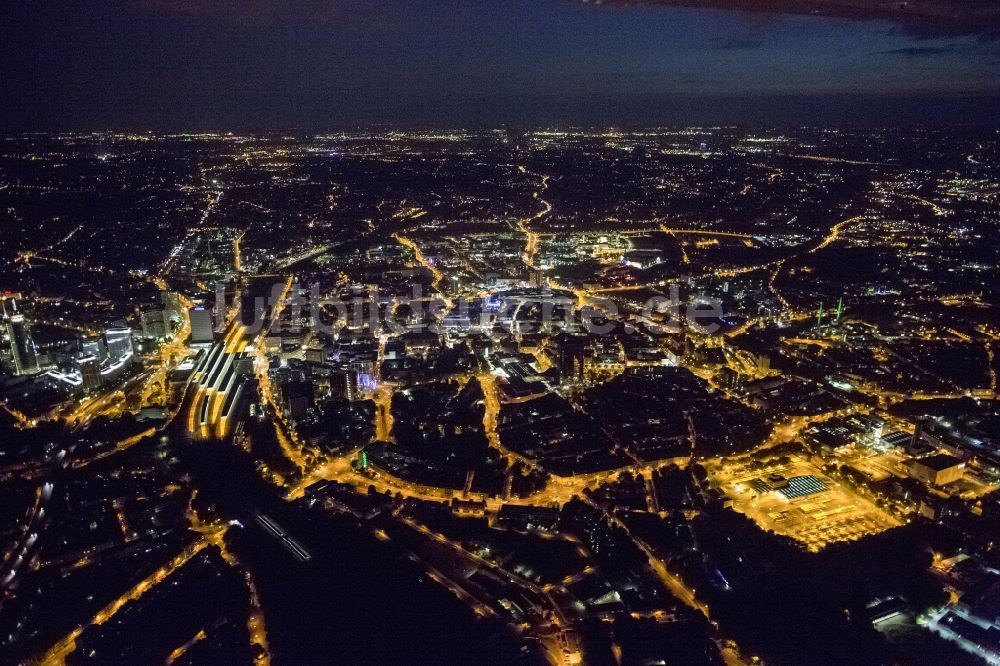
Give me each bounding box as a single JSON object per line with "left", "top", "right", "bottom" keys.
{"left": 3, "top": 0, "right": 999, "bottom": 129}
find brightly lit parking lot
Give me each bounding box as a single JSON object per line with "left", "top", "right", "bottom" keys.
{"left": 706, "top": 455, "right": 901, "bottom": 551}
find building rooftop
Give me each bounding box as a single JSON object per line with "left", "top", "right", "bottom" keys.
{"left": 914, "top": 453, "right": 964, "bottom": 472}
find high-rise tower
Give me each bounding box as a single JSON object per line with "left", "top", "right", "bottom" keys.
{"left": 2, "top": 298, "right": 39, "bottom": 376}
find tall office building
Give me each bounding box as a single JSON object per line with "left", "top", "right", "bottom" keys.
{"left": 140, "top": 309, "right": 167, "bottom": 339}
{"left": 2, "top": 298, "right": 39, "bottom": 376}
{"left": 103, "top": 325, "right": 134, "bottom": 361}
{"left": 330, "top": 368, "right": 360, "bottom": 402}
{"left": 161, "top": 291, "right": 181, "bottom": 321}
{"left": 526, "top": 268, "right": 544, "bottom": 289}
{"left": 81, "top": 336, "right": 106, "bottom": 363}
{"left": 189, "top": 306, "right": 215, "bottom": 344}
{"left": 78, "top": 353, "right": 102, "bottom": 393}
{"left": 212, "top": 283, "right": 228, "bottom": 329}
{"left": 5, "top": 313, "right": 39, "bottom": 375}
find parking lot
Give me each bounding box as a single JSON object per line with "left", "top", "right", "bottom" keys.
{"left": 707, "top": 456, "right": 901, "bottom": 551}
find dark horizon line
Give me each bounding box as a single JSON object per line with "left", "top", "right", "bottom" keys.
{"left": 5, "top": 92, "right": 1000, "bottom": 135}
{"left": 4, "top": 123, "right": 1000, "bottom": 137}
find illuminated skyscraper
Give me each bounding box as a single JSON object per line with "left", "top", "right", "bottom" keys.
{"left": 140, "top": 309, "right": 167, "bottom": 339}
{"left": 331, "top": 368, "right": 360, "bottom": 402}
{"left": 2, "top": 298, "right": 39, "bottom": 376}
{"left": 161, "top": 291, "right": 181, "bottom": 321}
{"left": 81, "top": 336, "right": 106, "bottom": 362}
{"left": 103, "top": 325, "right": 134, "bottom": 361}
{"left": 5, "top": 314, "right": 39, "bottom": 375}
{"left": 78, "top": 353, "right": 102, "bottom": 393}
{"left": 189, "top": 307, "right": 215, "bottom": 344}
